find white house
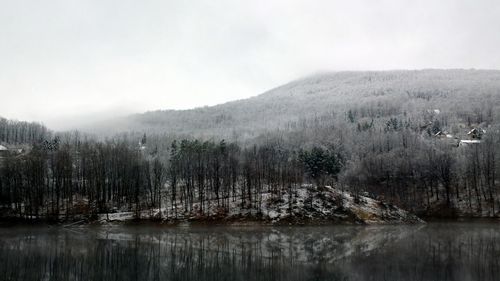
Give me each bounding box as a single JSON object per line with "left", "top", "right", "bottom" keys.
{"left": 0, "top": 145, "right": 8, "bottom": 162}
{"left": 459, "top": 140, "right": 481, "bottom": 146}
{"left": 467, "top": 128, "right": 486, "bottom": 139}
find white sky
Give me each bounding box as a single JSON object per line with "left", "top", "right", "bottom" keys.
{"left": 1, "top": 0, "right": 499, "bottom": 129}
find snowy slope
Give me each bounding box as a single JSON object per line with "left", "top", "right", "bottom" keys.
{"left": 82, "top": 69, "right": 500, "bottom": 138}
{"left": 98, "top": 185, "right": 423, "bottom": 225}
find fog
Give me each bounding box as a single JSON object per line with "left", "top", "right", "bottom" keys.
{"left": 1, "top": 0, "right": 499, "bottom": 129}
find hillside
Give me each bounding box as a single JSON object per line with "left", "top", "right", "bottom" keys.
{"left": 83, "top": 69, "right": 500, "bottom": 139}
{"left": 96, "top": 185, "right": 423, "bottom": 225}
{"left": 2, "top": 69, "right": 500, "bottom": 223}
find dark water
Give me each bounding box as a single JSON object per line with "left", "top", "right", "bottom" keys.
{"left": 1, "top": 222, "right": 500, "bottom": 281}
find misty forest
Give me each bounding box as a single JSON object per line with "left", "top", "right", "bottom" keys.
{"left": 5, "top": 0, "right": 500, "bottom": 279}
{"left": 1, "top": 70, "right": 500, "bottom": 223}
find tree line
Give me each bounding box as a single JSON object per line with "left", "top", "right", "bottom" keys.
{"left": 1, "top": 118, "right": 499, "bottom": 220}
{"left": 1, "top": 75, "right": 500, "bottom": 220}
{"left": 0, "top": 135, "right": 343, "bottom": 221}
{"left": 0, "top": 117, "right": 49, "bottom": 145}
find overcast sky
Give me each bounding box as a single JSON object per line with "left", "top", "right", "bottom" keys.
{"left": 1, "top": 0, "right": 499, "bottom": 129}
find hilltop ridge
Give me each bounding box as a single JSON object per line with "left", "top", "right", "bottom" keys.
{"left": 81, "top": 69, "right": 500, "bottom": 139}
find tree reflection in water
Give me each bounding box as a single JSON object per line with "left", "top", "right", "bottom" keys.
{"left": 0, "top": 223, "right": 499, "bottom": 281}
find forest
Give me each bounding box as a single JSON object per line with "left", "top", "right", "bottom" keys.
{"left": 0, "top": 126, "right": 342, "bottom": 221}
{"left": 1, "top": 70, "right": 500, "bottom": 221}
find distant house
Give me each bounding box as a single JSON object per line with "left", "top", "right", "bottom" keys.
{"left": 434, "top": 131, "right": 445, "bottom": 137}
{"left": 0, "top": 145, "right": 27, "bottom": 157}
{"left": 426, "top": 109, "right": 441, "bottom": 115}
{"left": 459, "top": 140, "right": 481, "bottom": 146}
{"left": 434, "top": 131, "right": 454, "bottom": 139}
{"left": 467, "top": 128, "right": 486, "bottom": 140}
{"left": 0, "top": 144, "right": 8, "bottom": 155}
{"left": 0, "top": 145, "right": 9, "bottom": 165}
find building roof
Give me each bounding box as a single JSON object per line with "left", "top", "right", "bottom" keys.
{"left": 459, "top": 140, "right": 481, "bottom": 145}
{"left": 467, "top": 128, "right": 486, "bottom": 135}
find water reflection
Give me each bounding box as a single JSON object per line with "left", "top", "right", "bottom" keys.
{"left": 0, "top": 223, "right": 499, "bottom": 281}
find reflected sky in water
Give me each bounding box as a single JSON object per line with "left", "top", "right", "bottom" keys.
{"left": 1, "top": 222, "right": 500, "bottom": 281}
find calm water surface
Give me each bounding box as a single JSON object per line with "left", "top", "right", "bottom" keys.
{"left": 1, "top": 222, "right": 500, "bottom": 281}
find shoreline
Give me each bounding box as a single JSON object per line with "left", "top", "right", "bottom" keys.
{"left": 2, "top": 216, "right": 499, "bottom": 227}
{"left": 0, "top": 216, "right": 424, "bottom": 227}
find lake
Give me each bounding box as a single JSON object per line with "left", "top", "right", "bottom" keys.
{"left": 1, "top": 222, "right": 499, "bottom": 281}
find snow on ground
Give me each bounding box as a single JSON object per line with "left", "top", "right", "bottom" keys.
{"left": 97, "top": 185, "right": 423, "bottom": 224}
{"left": 98, "top": 212, "right": 135, "bottom": 222}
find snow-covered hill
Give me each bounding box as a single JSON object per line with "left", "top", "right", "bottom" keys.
{"left": 82, "top": 69, "right": 500, "bottom": 139}
{"left": 99, "top": 185, "right": 423, "bottom": 225}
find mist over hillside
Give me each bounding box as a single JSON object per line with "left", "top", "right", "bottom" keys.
{"left": 5, "top": 1, "right": 500, "bottom": 279}
{"left": 81, "top": 69, "right": 500, "bottom": 140}
{"left": 2, "top": 69, "right": 500, "bottom": 222}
